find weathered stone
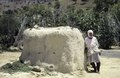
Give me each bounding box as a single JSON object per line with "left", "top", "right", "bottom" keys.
{"left": 32, "top": 66, "right": 42, "bottom": 72}
{"left": 19, "top": 26, "right": 84, "bottom": 73}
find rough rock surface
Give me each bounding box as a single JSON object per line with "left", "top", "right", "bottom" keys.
{"left": 20, "top": 26, "right": 84, "bottom": 73}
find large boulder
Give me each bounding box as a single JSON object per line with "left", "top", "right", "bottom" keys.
{"left": 19, "top": 26, "right": 84, "bottom": 73}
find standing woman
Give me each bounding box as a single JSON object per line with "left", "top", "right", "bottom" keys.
{"left": 85, "top": 30, "right": 101, "bottom": 73}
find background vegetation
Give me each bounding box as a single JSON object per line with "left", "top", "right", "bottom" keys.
{"left": 0, "top": 0, "right": 120, "bottom": 49}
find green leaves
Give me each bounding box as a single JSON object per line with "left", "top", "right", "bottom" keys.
{"left": 0, "top": 1, "right": 120, "bottom": 49}
{"left": 0, "top": 14, "right": 20, "bottom": 49}
{"left": 94, "top": 0, "right": 119, "bottom": 12}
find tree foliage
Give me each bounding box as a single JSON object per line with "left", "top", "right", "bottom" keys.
{"left": 0, "top": 13, "right": 20, "bottom": 49}
{"left": 0, "top": 1, "right": 120, "bottom": 49}
{"left": 94, "top": 0, "right": 119, "bottom": 12}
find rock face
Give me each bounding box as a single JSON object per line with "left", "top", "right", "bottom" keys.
{"left": 19, "top": 26, "right": 84, "bottom": 73}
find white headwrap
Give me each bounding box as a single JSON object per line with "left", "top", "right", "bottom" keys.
{"left": 87, "top": 30, "right": 93, "bottom": 38}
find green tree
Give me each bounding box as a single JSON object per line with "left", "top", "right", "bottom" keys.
{"left": 96, "top": 12, "right": 115, "bottom": 49}
{"left": 94, "top": 0, "right": 119, "bottom": 12}
{"left": 17, "top": 4, "right": 54, "bottom": 27}
{"left": 108, "top": 3, "right": 120, "bottom": 46}
{"left": 0, "top": 14, "right": 20, "bottom": 49}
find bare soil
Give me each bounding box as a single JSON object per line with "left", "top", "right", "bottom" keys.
{"left": 0, "top": 50, "right": 120, "bottom": 78}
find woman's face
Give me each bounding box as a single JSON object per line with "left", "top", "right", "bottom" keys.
{"left": 88, "top": 33, "right": 93, "bottom": 38}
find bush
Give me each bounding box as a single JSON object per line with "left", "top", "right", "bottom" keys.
{"left": 0, "top": 14, "right": 20, "bottom": 49}
{"left": 97, "top": 12, "right": 115, "bottom": 49}
{"left": 0, "top": 61, "right": 31, "bottom": 74}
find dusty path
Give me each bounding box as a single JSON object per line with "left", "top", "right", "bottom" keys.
{"left": 0, "top": 50, "right": 120, "bottom": 78}
{"left": 83, "top": 50, "right": 120, "bottom": 78}
{"left": 0, "top": 52, "right": 20, "bottom": 67}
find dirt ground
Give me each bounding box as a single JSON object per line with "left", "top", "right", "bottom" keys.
{"left": 0, "top": 50, "right": 120, "bottom": 78}
{"left": 84, "top": 50, "right": 120, "bottom": 78}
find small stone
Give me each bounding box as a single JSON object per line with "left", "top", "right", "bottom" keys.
{"left": 9, "top": 46, "right": 19, "bottom": 51}
{"left": 32, "top": 66, "right": 41, "bottom": 72}
{"left": 47, "top": 64, "right": 56, "bottom": 71}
